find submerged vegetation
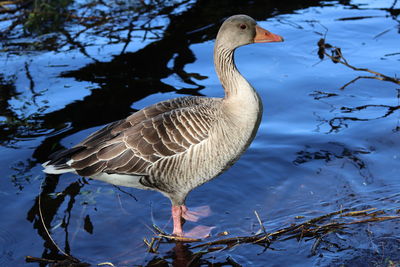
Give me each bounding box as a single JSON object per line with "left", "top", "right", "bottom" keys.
{"left": 27, "top": 203, "right": 400, "bottom": 266}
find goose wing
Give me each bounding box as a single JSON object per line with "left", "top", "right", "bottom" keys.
{"left": 53, "top": 97, "right": 220, "bottom": 177}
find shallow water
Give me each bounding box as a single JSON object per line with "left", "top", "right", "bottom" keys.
{"left": 1, "top": 0, "right": 399, "bottom": 266}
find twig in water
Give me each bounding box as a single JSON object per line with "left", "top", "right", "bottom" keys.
{"left": 153, "top": 223, "right": 167, "bottom": 235}
{"left": 158, "top": 233, "right": 201, "bottom": 243}
{"left": 185, "top": 208, "right": 400, "bottom": 256}
{"left": 340, "top": 208, "right": 376, "bottom": 217}
{"left": 25, "top": 256, "right": 57, "bottom": 264}
{"left": 37, "top": 180, "right": 72, "bottom": 259}
{"left": 143, "top": 237, "right": 159, "bottom": 253}
{"left": 310, "top": 235, "right": 323, "bottom": 256}
{"left": 97, "top": 262, "right": 116, "bottom": 267}
{"left": 26, "top": 180, "right": 113, "bottom": 266}
{"left": 254, "top": 210, "right": 267, "bottom": 234}
{"left": 317, "top": 38, "right": 400, "bottom": 89}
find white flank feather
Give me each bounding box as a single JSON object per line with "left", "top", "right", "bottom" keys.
{"left": 42, "top": 160, "right": 74, "bottom": 174}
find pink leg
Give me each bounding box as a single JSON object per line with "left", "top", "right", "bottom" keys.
{"left": 171, "top": 205, "right": 213, "bottom": 237}
{"left": 172, "top": 205, "right": 184, "bottom": 236}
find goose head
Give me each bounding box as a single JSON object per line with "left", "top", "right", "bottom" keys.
{"left": 215, "top": 14, "right": 283, "bottom": 51}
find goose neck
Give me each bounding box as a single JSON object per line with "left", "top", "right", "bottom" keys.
{"left": 214, "top": 44, "right": 252, "bottom": 99}
{"left": 215, "top": 45, "right": 237, "bottom": 94}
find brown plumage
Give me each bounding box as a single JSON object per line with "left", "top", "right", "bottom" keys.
{"left": 43, "top": 14, "right": 283, "bottom": 237}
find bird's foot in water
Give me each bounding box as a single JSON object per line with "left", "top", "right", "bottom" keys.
{"left": 184, "top": 225, "right": 215, "bottom": 239}
{"left": 169, "top": 225, "right": 215, "bottom": 240}
{"left": 181, "top": 205, "right": 211, "bottom": 222}
{"left": 171, "top": 205, "right": 213, "bottom": 238}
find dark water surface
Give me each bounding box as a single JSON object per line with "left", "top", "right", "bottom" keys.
{"left": 1, "top": 0, "right": 399, "bottom": 266}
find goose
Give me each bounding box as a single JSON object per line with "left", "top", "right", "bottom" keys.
{"left": 43, "top": 14, "right": 283, "bottom": 237}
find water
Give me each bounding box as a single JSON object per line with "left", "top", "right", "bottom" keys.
{"left": 1, "top": 0, "right": 399, "bottom": 266}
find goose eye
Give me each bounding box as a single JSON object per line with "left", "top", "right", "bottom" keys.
{"left": 239, "top": 24, "right": 247, "bottom": 30}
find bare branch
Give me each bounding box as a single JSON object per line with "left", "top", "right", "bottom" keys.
{"left": 317, "top": 38, "right": 400, "bottom": 89}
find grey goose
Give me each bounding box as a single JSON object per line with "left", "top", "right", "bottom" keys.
{"left": 43, "top": 14, "right": 284, "bottom": 237}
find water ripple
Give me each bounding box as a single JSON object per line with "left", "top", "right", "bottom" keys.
{"left": 0, "top": 228, "right": 16, "bottom": 266}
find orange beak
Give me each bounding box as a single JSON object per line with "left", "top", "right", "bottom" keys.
{"left": 254, "top": 25, "right": 284, "bottom": 43}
